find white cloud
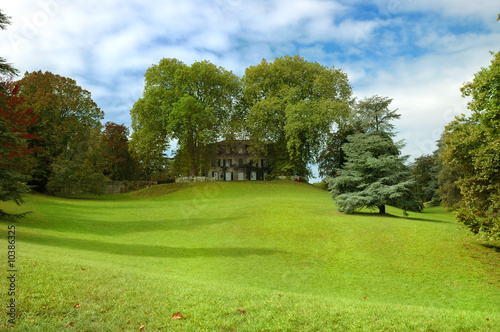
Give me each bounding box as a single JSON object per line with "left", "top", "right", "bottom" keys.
{"left": 1, "top": 0, "right": 499, "bottom": 164}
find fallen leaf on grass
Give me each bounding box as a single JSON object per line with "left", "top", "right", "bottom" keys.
{"left": 237, "top": 309, "right": 247, "bottom": 314}
{"left": 65, "top": 322, "right": 75, "bottom": 328}
{"left": 139, "top": 324, "right": 145, "bottom": 330}
{"left": 73, "top": 303, "right": 81, "bottom": 308}
{"left": 126, "top": 320, "right": 131, "bottom": 324}
{"left": 172, "top": 312, "right": 184, "bottom": 319}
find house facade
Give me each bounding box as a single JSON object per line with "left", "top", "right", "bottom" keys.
{"left": 206, "top": 140, "right": 270, "bottom": 181}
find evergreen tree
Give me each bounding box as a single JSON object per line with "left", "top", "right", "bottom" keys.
{"left": 327, "top": 133, "right": 422, "bottom": 215}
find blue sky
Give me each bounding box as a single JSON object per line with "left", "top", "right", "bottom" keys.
{"left": 1, "top": 0, "right": 500, "bottom": 174}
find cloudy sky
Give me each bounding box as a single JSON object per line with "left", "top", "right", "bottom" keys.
{"left": 1, "top": 0, "right": 500, "bottom": 173}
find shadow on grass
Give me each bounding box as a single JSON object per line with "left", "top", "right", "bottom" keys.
{"left": 18, "top": 215, "right": 239, "bottom": 237}
{"left": 481, "top": 243, "right": 500, "bottom": 252}
{"left": 348, "top": 211, "right": 445, "bottom": 223}
{"left": 21, "top": 233, "right": 282, "bottom": 258}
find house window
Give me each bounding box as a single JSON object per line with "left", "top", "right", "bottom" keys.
{"left": 263, "top": 159, "right": 268, "bottom": 168}
{"left": 225, "top": 159, "right": 232, "bottom": 167}
{"left": 212, "top": 171, "right": 219, "bottom": 180}
{"left": 238, "top": 159, "right": 243, "bottom": 167}
{"left": 239, "top": 147, "right": 244, "bottom": 154}
{"left": 238, "top": 172, "right": 244, "bottom": 181}
{"left": 250, "top": 171, "right": 257, "bottom": 181}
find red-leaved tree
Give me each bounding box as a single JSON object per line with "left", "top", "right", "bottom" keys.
{"left": 0, "top": 81, "right": 40, "bottom": 218}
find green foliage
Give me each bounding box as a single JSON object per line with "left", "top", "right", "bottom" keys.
{"left": 318, "top": 95, "right": 399, "bottom": 179}
{"left": 355, "top": 95, "right": 401, "bottom": 136}
{"left": 441, "top": 50, "right": 500, "bottom": 240}
{"left": 102, "top": 122, "right": 139, "bottom": 181}
{"left": 0, "top": 81, "right": 39, "bottom": 219}
{"left": 243, "top": 55, "right": 352, "bottom": 176}
{"left": 328, "top": 133, "right": 423, "bottom": 215}
{"left": 436, "top": 152, "right": 464, "bottom": 210}
{"left": 410, "top": 153, "right": 441, "bottom": 206}
{"left": 16, "top": 71, "right": 104, "bottom": 193}
{"left": 318, "top": 121, "right": 361, "bottom": 178}
{"left": 47, "top": 127, "right": 107, "bottom": 195}
{"left": 131, "top": 58, "right": 241, "bottom": 177}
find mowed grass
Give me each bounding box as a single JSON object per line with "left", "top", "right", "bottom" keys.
{"left": 1, "top": 180, "right": 500, "bottom": 331}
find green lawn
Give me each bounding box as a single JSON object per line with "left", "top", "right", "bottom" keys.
{"left": 1, "top": 181, "right": 499, "bottom": 331}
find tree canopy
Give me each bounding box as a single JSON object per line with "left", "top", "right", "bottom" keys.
{"left": 130, "top": 58, "right": 241, "bottom": 177}
{"left": 327, "top": 132, "right": 422, "bottom": 215}
{"left": 441, "top": 50, "right": 500, "bottom": 240}
{"left": 102, "top": 122, "right": 138, "bottom": 181}
{"left": 243, "top": 55, "right": 352, "bottom": 177}
{"left": 16, "top": 71, "right": 104, "bottom": 193}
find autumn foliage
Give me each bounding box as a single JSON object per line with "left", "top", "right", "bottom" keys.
{"left": 0, "top": 81, "right": 39, "bottom": 217}
{"left": 0, "top": 82, "right": 39, "bottom": 160}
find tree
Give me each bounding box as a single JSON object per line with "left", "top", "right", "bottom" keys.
{"left": 0, "top": 12, "right": 37, "bottom": 218}
{"left": 441, "top": 50, "right": 500, "bottom": 240}
{"left": 102, "top": 122, "right": 138, "bottom": 181}
{"left": 16, "top": 71, "right": 105, "bottom": 193}
{"left": 318, "top": 95, "right": 399, "bottom": 178}
{"left": 243, "top": 55, "right": 352, "bottom": 177}
{"left": 130, "top": 58, "right": 241, "bottom": 177}
{"left": 355, "top": 95, "right": 401, "bottom": 136}
{"left": 317, "top": 123, "right": 359, "bottom": 178}
{"left": 0, "top": 81, "right": 39, "bottom": 218}
{"left": 436, "top": 158, "right": 463, "bottom": 210}
{"left": 0, "top": 10, "right": 18, "bottom": 78}
{"left": 410, "top": 153, "right": 441, "bottom": 205}
{"left": 327, "top": 133, "right": 422, "bottom": 215}
{"left": 46, "top": 127, "right": 107, "bottom": 195}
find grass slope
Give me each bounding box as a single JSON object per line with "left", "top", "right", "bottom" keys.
{"left": 1, "top": 181, "right": 500, "bottom": 331}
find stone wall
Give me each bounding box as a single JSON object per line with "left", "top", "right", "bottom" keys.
{"left": 105, "top": 181, "right": 158, "bottom": 194}
{"left": 175, "top": 176, "right": 215, "bottom": 183}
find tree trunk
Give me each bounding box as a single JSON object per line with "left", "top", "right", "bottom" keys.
{"left": 378, "top": 205, "right": 386, "bottom": 214}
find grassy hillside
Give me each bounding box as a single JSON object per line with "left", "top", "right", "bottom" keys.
{"left": 1, "top": 181, "right": 499, "bottom": 331}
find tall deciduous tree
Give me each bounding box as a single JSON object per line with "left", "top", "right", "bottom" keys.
{"left": 47, "top": 127, "right": 107, "bottom": 195}
{"left": 410, "top": 153, "right": 441, "bottom": 205}
{"left": 102, "top": 122, "right": 138, "bottom": 181}
{"left": 327, "top": 133, "right": 422, "bottom": 215}
{"left": 16, "top": 71, "right": 105, "bottom": 193}
{"left": 243, "top": 55, "right": 352, "bottom": 177}
{"left": 130, "top": 58, "right": 241, "bottom": 177}
{"left": 441, "top": 50, "right": 500, "bottom": 240}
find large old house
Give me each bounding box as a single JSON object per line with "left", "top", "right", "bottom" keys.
{"left": 206, "top": 140, "right": 270, "bottom": 181}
